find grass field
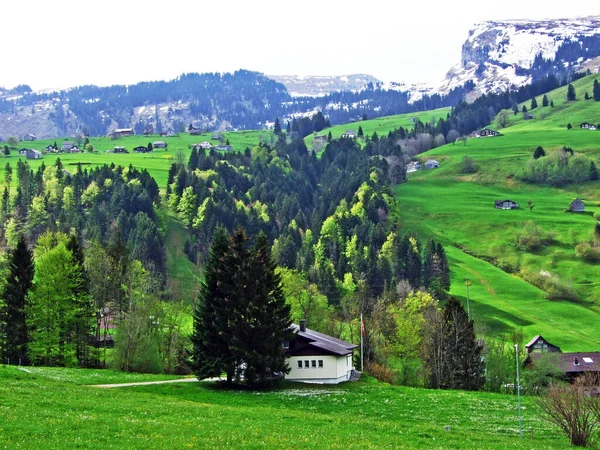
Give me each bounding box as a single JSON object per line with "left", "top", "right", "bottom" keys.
{"left": 397, "top": 73, "right": 600, "bottom": 349}
{"left": 0, "top": 365, "right": 571, "bottom": 449}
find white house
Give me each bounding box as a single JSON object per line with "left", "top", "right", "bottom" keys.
{"left": 62, "top": 141, "right": 75, "bottom": 151}
{"left": 406, "top": 161, "right": 422, "bottom": 173}
{"left": 26, "top": 149, "right": 43, "bottom": 160}
{"left": 424, "top": 159, "right": 439, "bottom": 169}
{"left": 285, "top": 321, "right": 357, "bottom": 384}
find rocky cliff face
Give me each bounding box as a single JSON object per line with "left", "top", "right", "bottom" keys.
{"left": 436, "top": 16, "right": 600, "bottom": 100}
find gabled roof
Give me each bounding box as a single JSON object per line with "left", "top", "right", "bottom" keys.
{"left": 570, "top": 198, "right": 584, "bottom": 206}
{"left": 525, "top": 334, "right": 542, "bottom": 348}
{"left": 529, "top": 352, "right": 600, "bottom": 374}
{"left": 290, "top": 324, "right": 357, "bottom": 356}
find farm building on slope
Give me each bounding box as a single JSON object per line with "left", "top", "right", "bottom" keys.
{"left": 568, "top": 198, "right": 585, "bottom": 212}
{"left": 580, "top": 123, "right": 597, "bottom": 130}
{"left": 494, "top": 200, "right": 519, "bottom": 210}
{"left": 285, "top": 320, "right": 357, "bottom": 384}
{"left": 478, "top": 128, "right": 501, "bottom": 137}
{"left": 424, "top": 159, "right": 439, "bottom": 169}
{"left": 525, "top": 335, "right": 600, "bottom": 381}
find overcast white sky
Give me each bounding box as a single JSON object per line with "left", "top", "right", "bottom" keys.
{"left": 2, "top": 1, "right": 598, "bottom": 91}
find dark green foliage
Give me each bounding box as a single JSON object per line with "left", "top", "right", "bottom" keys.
{"left": 584, "top": 92, "right": 590, "bottom": 100}
{"left": 522, "top": 105, "right": 528, "bottom": 114}
{"left": 425, "top": 297, "right": 485, "bottom": 391}
{"left": 458, "top": 155, "right": 477, "bottom": 173}
{"left": 590, "top": 161, "right": 598, "bottom": 181}
{"left": 542, "top": 94, "right": 549, "bottom": 107}
{"left": 567, "top": 123, "right": 572, "bottom": 130}
{"left": 193, "top": 228, "right": 292, "bottom": 388}
{"left": 273, "top": 118, "right": 282, "bottom": 135}
{"left": 567, "top": 83, "right": 576, "bottom": 101}
{"left": 358, "top": 126, "right": 364, "bottom": 138}
{"left": 530, "top": 97, "right": 538, "bottom": 109}
{"left": 594, "top": 79, "right": 600, "bottom": 101}
{"left": 0, "top": 235, "right": 35, "bottom": 364}
{"left": 533, "top": 146, "right": 546, "bottom": 159}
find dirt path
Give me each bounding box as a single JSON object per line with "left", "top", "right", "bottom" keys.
{"left": 89, "top": 377, "right": 222, "bottom": 388}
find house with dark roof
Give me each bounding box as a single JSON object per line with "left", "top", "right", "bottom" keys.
{"left": 153, "top": 141, "right": 166, "bottom": 149}
{"left": 568, "top": 198, "right": 585, "bottom": 213}
{"left": 580, "top": 123, "right": 597, "bottom": 130}
{"left": 285, "top": 320, "right": 357, "bottom": 384}
{"left": 478, "top": 128, "right": 501, "bottom": 137}
{"left": 62, "top": 141, "right": 75, "bottom": 151}
{"left": 525, "top": 335, "right": 600, "bottom": 380}
{"left": 494, "top": 199, "right": 519, "bottom": 210}
{"left": 343, "top": 130, "right": 357, "bottom": 139}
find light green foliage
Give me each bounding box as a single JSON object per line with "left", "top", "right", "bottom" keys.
{"left": 278, "top": 268, "right": 331, "bottom": 332}
{"left": 515, "top": 221, "right": 555, "bottom": 251}
{"left": 177, "top": 186, "right": 197, "bottom": 226}
{"left": 80, "top": 181, "right": 100, "bottom": 206}
{"left": 388, "top": 291, "right": 438, "bottom": 359}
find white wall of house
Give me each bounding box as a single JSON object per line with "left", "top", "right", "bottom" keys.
{"left": 286, "top": 354, "right": 354, "bottom": 384}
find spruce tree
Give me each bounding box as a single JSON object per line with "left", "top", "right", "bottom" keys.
{"left": 274, "top": 118, "right": 282, "bottom": 135}
{"left": 530, "top": 97, "right": 538, "bottom": 109}
{"left": 542, "top": 94, "right": 549, "bottom": 107}
{"left": 533, "top": 146, "right": 546, "bottom": 159}
{"left": 192, "top": 227, "right": 233, "bottom": 380}
{"left": 358, "top": 126, "right": 364, "bottom": 138}
{"left": 590, "top": 161, "right": 598, "bottom": 181}
{"left": 442, "top": 297, "right": 485, "bottom": 390}
{"left": 286, "top": 121, "right": 291, "bottom": 134}
{"left": 593, "top": 79, "right": 600, "bottom": 101}
{"left": 567, "top": 83, "right": 576, "bottom": 101}
{"left": 0, "top": 235, "right": 35, "bottom": 364}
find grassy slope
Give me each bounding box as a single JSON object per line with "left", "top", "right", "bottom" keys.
{"left": 397, "top": 73, "right": 600, "bottom": 350}
{"left": 304, "top": 107, "right": 451, "bottom": 149}
{"left": 0, "top": 365, "right": 569, "bottom": 449}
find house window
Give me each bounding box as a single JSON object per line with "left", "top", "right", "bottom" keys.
{"left": 311, "top": 360, "right": 316, "bottom": 368}
{"left": 304, "top": 360, "right": 309, "bottom": 368}
{"left": 297, "top": 360, "right": 302, "bottom": 369}
{"left": 318, "top": 360, "right": 323, "bottom": 368}
{"left": 283, "top": 340, "right": 289, "bottom": 349}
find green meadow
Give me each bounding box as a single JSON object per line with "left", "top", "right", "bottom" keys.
{"left": 304, "top": 107, "right": 452, "bottom": 149}
{"left": 0, "top": 365, "right": 570, "bottom": 449}
{"left": 398, "top": 73, "right": 600, "bottom": 349}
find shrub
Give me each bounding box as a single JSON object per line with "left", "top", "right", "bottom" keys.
{"left": 458, "top": 155, "right": 477, "bottom": 174}
{"left": 537, "top": 375, "right": 600, "bottom": 447}
{"left": 523, "top": 271, "right": 579, "bottom": 302}
{"left": 515, "top": 221, "right": 554, "bottom": 251}
{"left": 364, "top": 361, "right": 396, "bottom": 384}
{"left": 575, "top": 242, "right": 600, "bottom": 263}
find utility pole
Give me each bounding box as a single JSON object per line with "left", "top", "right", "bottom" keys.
{"left": 360, "top": 313, "right": 364, "bottom": 372}
{"left": 515, "top": 344, "right": 522, "bottom": 438}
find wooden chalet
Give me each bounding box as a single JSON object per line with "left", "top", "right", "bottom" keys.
{"left": 133, "top": 146, "right": 150, "bottom": 153}
{"left": 188, "top": 126, "right": 202, "bottom": 136}
{"left": 113, "top": 146, "right": 127, "bottom": 153}
{"left": 580, "top": 123, "right": 597, "bottom": 130}
{"left": 192, "top": 142, "right": 212, "bottom": 150}
{"left": 343, "top": 130, "right": 357, "bottom": 139}
{"left": 495, "top": 199, "right": 519, "bottom": 209}
{"left": 153, "top": 141, "right": 166, "bottom": 149}
{"left": 23, "top": 133, "right": 37, "bottom": 141}
{"left": 62, "top": 141, "right": 75, "bottom": 151}
{"left": 478, "top": 128, "right": 501, "bottom": 137}
{"left": 568, "top": 198, "right": 585, "bottom": 212}
{"left": 26, "top": 149, "right": 43, "bottom": 160}
{"left": 110, "top": 128, "right": 134, "bottom": 139}
{"left": 286, "top": 320, "right": 357, "bottom": 384}
{"left": 525, "top": 335, "right": 600, "bottom": 380}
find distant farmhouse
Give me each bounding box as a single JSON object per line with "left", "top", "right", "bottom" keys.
{"left": 478, "top": 128, "right": 501, "bottom": 138}
{"left": 23, "top": 133, "right": 37, "bottom": 141}
{"left": 343, "top": 130, "right": 357, "bottom": 139}
{"left": 568, "top": 198, "right": 585, "bottom": 212}
{"left": 211, "top": 132, "right": 222, "bottom": 140}
{"left": 113, "top": 146, "right": 127, "bottom": 154}
{"left": 153, "top": 141, "right": 167, "bottom": 149}
{"left": 314, "top": 135, "right": 328, "bottom": 143}
{"left": 214, "top": 145, "right": 233, "bottom": 152}
{"left": 580, "top": 122, "right": 597, "bottom": 130}
{"left": 523, "top": 113, "right": 535, "bottom": 120}
{"left": 285, "top": 320, "right": 358, "bottom": 384}
{"left": 109, "top": 128, "right": 134, "bottom": 139}
{"left": 189, "top": 126, "right": 202, "bottom": 136}
{"left": 495, "top": 199, "right": 519, "bottom": 210}
{"left": 62, "top": 141, "right": 75, "bottom": 151}
{"left": 133, "top": 146, "right": 151, "bottom": 153}
{"left": 525, "top": 335, "right": 600, "bottom": 381}
{"left": 424, "top": 159, "right": 439, "bottom": 169}
{"left": 192, "top": 142, "right": 212, "bottom": 150}
{"left": 26, "top": 149, "right": 43, "bottom": 160}
{"left": 69, "top": 146, "right": 81, "bottom": 153}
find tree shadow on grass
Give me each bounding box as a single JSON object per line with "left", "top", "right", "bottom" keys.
{"left": 453, "top": 295, "right": 535, "bottom": 334}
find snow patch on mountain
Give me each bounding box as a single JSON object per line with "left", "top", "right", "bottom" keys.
{"left": 268, "top": 74, "right": 381, "bottom": 97}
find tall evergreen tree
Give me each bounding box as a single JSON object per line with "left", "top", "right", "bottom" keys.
{"left": 193, "top": 228, "right": 291, "bottom": 387}
{"left": 542, "top": 94, "right": 549, "bottom": 107}
{"left": 0, "top": 235, "right": 34, "bottom": 364}
{"left": 530, "top": 97, "right": 538, "bottom": 109}
{"left": 358, "top": 126, "right": 364, "bottom": 138}
{"left": 593, "top": 79, "right": 600, "bottom": 101}
{"left": 273, "top": 118, "right": 282, "bottom": 135}
{"left": 590, "top": 161, "right": 598, "bottom": 181}
{"left": 567, "top": 83, "right": 576, "bottom": 101}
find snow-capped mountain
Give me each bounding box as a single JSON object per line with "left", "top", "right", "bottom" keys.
{"left": 435, "top": 16, "right": 600, "bottom": 100}
{"left": 267, "top": 74, "right": 381, "bottom": 97}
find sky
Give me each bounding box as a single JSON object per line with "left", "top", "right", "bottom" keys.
{"left": 2, "top": 0, "right": 598, "bottom": 91}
